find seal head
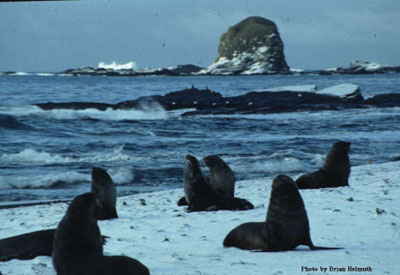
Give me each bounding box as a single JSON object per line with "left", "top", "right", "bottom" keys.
{"left": 91, "top": 167, "right": 118, "bottom": 220}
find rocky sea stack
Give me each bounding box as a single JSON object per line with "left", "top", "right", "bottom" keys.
{"left": 200, "top": 16, "right": 289, "bottom": 75}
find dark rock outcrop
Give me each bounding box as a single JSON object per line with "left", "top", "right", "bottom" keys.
{"left": 302, "top": 61, "right": 400, "bottom": 75}
{"left": 200, "top": 16, "right": 289, "bottom": 75}
{"left": 60, "top": 64, "right": 203, "bottom": 77}
{"left": 36, "top": 86, "right": 400, "bottom": 116}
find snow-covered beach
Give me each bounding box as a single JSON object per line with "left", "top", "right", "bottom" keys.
{"left": 0, "top": 161, "right": 399, "bottom": 275}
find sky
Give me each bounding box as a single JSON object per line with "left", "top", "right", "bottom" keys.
{"left": 0, "top": 0, "right": 399, "bottom": 72}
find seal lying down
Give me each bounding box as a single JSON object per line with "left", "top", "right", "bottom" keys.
{"left": 223, "top": 175, "right": 342, "bottom": 251}
{"left": 183, "top": 154, "right": 253, "bottom": 212}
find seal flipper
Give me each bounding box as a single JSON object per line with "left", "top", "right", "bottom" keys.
{"left": 308, "top": 243, "right": 343, "bottom": 250}
{"left": 0, "top": 229, "right": 55, "bottom": 261}
{"left": 0, "top": 228, "right": 111, "bottom": 262}
{"left": 218, "top": 197, "right": 254, "bottom": 211}
{"left": 177, "top": 196, "right": 188, "bottom": 206}
{"left": 303, "top": 235, "right": 342, "bottom": 250}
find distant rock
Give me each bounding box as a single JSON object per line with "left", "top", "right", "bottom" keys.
{"left": 60, "top": 64, "right": 203, "bottom": 77}
{"left": 36, "top": 85, "right": 400, "bottom": 116}
{"left": 349, "top": 61, "right": 384, "bottom": 72}
{"left": 199, "top": 16, "right": 289, "bottom": 75}
{"left": 310, "top": 61, "right": 400, "bottom": 75}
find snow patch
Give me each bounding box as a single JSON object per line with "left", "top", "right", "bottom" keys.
{"left": 317, "top": 84, "right": 361, "bottom": 99}
{"left": 0, "top": 161, "right": 399, "bottom": 274}
{"left": 98, "top": 61, "right": 138, "bottom": 70}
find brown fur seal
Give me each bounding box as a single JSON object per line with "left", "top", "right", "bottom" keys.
{"left": 296, "top": 141, "right": 351, "bottom": 189}
{"left": 184, "top": 155, "right": 253, "bottom": 212}
{"left": 52, "top": 193, "right": 103, "bottom": 274}
{"left": 91, "top": 167, "right": 118, "bottom": 219}
{"left": 178, "top": 154, "right": 237, "bottom": 206}
{"left": 223, "top": 175, "right": 341, "bottom": 251}
{"left": 53, "top": 192, "right": 149, "bottom": 275}
{"left": 203, "top": 155, "right": 235, "bottom": 197}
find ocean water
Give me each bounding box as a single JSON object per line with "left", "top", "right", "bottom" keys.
{"left": 0, "top": 73, "right": 399, "bottom": 203}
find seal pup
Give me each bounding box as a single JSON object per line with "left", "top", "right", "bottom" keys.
{"left": 296, "top": 141, "right": 351, "bottom": 189}
{"left": 91, "top": 167, "right": 118, "bottom": 219}
{"left": 223, "top": 175, "right": 341, "bottom": 251}
{"left": 184, "top": 155, "right": 253, "bottom": 212}
{"left": 203, "top": 155, "right": 235, "bottom": 197}
{"left": 53, "top": 192, "right": 149, "bottom": 275}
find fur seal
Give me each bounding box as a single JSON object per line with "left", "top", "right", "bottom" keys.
{"left": 203, "top": 155, "right": 235, "bottom": 197}
{"left": 296, "top": 141, "right": 351, "bottom": 189}
{"left": 184, "top": 155, "right": 253, "bottom": 212}
{"left": 177, "top": 154, "right": 237, "bottom": 206}
{"left": 52, "top": 192, "right": 103, "bottom": 274}
{"left": 53, "top": 192, "right": 149, "bottom": 275}
{"left": 91, "top": 167, "right": 118, "bottom": 219}
{"left": 223, "top": 175, "right": 341, "bottom": 251}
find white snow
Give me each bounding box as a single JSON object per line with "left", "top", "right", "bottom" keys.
{"left": 350, "top": 61, "right": 385, "bottom": 71}
{"left": 0, "top": 161, "right": 399, "bottom": 274}
{"left": 317, "top": 84, "right": 360, "bottom": 99}
{"left": 198, "top": 45, "right": 277, "bottom": 75}
{"left": 98, "top": 61, "right": 137, "bottom": 71}
{"left": 261, "top": 85, "right": 317, "bottom": 93}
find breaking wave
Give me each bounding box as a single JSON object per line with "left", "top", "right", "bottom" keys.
{"left": 0, "top": 105, "right": 168, "bottom": 121}
{"left": 0, "top": 145, "right": 133, "bottom": 165}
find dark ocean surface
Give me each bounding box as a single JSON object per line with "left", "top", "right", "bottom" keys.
{"left": 0, "top": 73, "right": 399, "bottom": 203}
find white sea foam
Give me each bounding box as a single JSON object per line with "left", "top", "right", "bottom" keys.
{"left": 0, "top": 145, "right": 134, "bottom": 165}
{"left": 0, "top": 105, "right": 168, "bottom": 121}
{"left": 0, "top": 148, "right": 72, "bottom": 164}
{"left": 108, "top": 166, "right": 134, "bottom": 184}
{"left": 35, "top": 72, "right": 55, "bottom": 77}
{"left": 232, "top": 157, "right": 305, "bottom": 175}
{"left": 6, "top": 71, "right": 32, "bottom": 76}
{"left": 0, "top": 171, "right": 89, "bottom": 189}
{"left": 98, "top": 61, "right": 138, "bottom": 70}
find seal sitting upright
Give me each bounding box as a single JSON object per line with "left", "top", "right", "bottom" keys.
{"left": 296, "top": 141, "right": 351, "bottom": 189}
{"left": 177, "top": 154, "right": 239, "bottom": 206}
{"left": 52, "top": 193, "right": 103, "bottom": 274}
{"left": 223, "top": 175, "right": 341, "bottom": 251}
{"left": 203, "top": 155, "right": 235, "bottom": 197}
{"left": 91, "top": 167, "right": 118, "bottom": 219}
{"left": 53, "top": 192, "right": 149, "bottom": 275}
{"left": 184, "top": 155, "right": 253, "bottom": 212}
